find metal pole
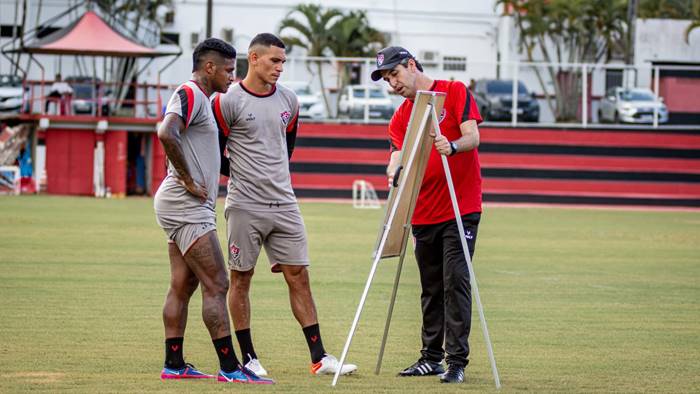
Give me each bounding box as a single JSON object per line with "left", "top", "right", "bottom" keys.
{"left": 364, "top": 85, "right": 370, "bottom": 124}
{"left": 375, "top": 249, "right": 408, "bottom": 374}
{"left": 511, "top": 62, "right": 518, "bottom": 126}
{"left": 653, "top": 66, "right": 660, "bottom": 129}
{"left": 206, "top": 0, "right": 213, "bottom": 38}
{"left": 626, "top": 0, "right": 638, "bottom": 66}
{"left": 431, "top": 105, "right": 501, "bottom": 389}
{"left": 332, "top": 106, "right": 433, "bottom": 387}
{"left": 582, "top": 64, "right": 588, "bottom": 128}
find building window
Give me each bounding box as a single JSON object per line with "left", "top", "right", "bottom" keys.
{"left": 605, "top": 69, "right": 623, "bottom": 92}
{"left": 443, "top": 56, "right": 466, "bottom": 71}
{"left": 161, "top": 32, "right": 179, "bottom": 45}
{"left": 0, "top": 25, "right": 23, "bottom": 38}
{"left": 221, "top": 28, "right": 234, "bottom": 44}
{"left": 419, "top": 50, "right": 439, "bottom": 68}
{"left": 190, "top": 32, "right": 200, "bottom": 49}
{"left": 36, "top": 25, "right": 61, "bottom": 38}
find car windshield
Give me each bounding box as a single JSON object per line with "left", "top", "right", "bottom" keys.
{"left": 353, "top": 88, "right": 386, "bottom": 98}
{"left": 0, "top": 75, "right": 22, "bottom": 87}
{"left": 293, "top": 85, "right": 312, "bottom": 95}
{"left": 72, "top": 85, "right": 94, "bottom": 99}
{"left": 486, "top": 81, "right": 528, "bottom": 94}
{"left": 619, "top": 90, "right": 655, "bottom": 101}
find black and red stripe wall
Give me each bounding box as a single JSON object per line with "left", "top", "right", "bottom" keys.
{"left": 289, "top": 123, "right": 700, "bottom": 208}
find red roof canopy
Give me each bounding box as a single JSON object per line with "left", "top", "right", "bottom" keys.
{"left": 18, "top": 11, "right": 177, "bottom": 58}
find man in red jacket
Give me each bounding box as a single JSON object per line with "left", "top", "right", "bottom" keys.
{"left": 372, "top": 46, "right": 483, "bottom": 384}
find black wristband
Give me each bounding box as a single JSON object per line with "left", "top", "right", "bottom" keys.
{"left": 449, "top": 141, "right": 458, "bottom": 156}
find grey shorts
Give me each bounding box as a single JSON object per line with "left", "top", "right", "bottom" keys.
{"left": 225, "top": 206, "right": 309, "bottom": 272}
{"left": 162, "top": 222, "right": 217, "bottom": 255}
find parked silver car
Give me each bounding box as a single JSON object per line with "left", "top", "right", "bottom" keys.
{"left": 283, "top": 81, "right": 326, "bottom": 119}
{"left": 0, "top": 75, "right": 24, "bottom": 113}
{"left": 598, "top": 87, "right": 668, "bottom": 124}
{"left": 338, "top": 85, "right": 393, "bottom": 120}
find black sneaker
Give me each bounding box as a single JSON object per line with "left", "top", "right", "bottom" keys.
{"left": 397, "top": 358, "right": 445, "bottom": 377}
{"left": 439, "top": 364, "right": 465, "bottom": 383}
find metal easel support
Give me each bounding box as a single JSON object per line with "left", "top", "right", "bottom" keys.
{"left": 430, "top": 104, "right": 501, "bottom": 389}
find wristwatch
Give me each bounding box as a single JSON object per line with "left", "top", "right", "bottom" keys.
{"left": 449, "top": 141, "right": 458, "bottom": 156}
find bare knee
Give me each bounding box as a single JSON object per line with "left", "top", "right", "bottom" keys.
{"left": 200, "top": 271, "right": 229, "bottom": 298}
{"left": 230, "top": 269, "right": 254, "bottom": 292}
{"left": 282, "top": 266, "right": 310, "bottom": 290}
{"left": 170, "top": 274, "right": 199, "bottom": 299}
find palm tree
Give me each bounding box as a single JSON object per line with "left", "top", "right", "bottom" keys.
{"left": 327, "top": 10, "right": 387, "bottom": 116}
{"left": 278, "top": 4, "right": 343, "bottom": 116}
{"left": 496, "top": 0, "right": 627, "bottom": 121}
{"left": 685, "top": 1, "right": 700, "bottom": 43}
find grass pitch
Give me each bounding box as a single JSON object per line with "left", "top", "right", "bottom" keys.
{"left": 0, "top": 196, "right": 699, "bottom": 393}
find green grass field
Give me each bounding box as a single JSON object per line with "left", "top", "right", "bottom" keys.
{"left": 0, "top": 196, "right": 699, "bottom": 393}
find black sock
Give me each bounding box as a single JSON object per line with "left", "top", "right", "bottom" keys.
{"left": 164, "top": 337, "right": 185, "bottom": 369}
{"left": 302, "top": 323, "right": 326, "bottom": 363}
{"left": 235, "top": 329, "right": 258, "bottom": 364}
{"left": 212, "top": 335, "right": 240, "bottom": 373}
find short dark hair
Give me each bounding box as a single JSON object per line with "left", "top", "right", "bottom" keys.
{"left": 248, "top": 33, "right": 285, "bottom": 50}
{"left": 399, "top": 57, "right": 423, "bottom": 73}
{"left": 192, "top": 38, "right": 237, "bottom": 72}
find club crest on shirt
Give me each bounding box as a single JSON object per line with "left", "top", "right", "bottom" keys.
{"left": 439, "top": 108, "right": 447, "bottom": 123}
{"left": 377, "top": 53, "right": 384, "bottom": 66}
{"left": 230, "top": 243, "right": 240, "bottom": 261}
{"left": 246, "top": 113, "right": 255, "bottom": 121}
{"left": 280, "top": 110, "right": 292, "bottom": 125}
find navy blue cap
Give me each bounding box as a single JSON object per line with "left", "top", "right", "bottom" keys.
{"left": 370, "top": 46, "right": 422, "bottom": 81}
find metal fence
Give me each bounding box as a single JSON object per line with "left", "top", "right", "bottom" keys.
{"left": 10, "top": 56, "right": 699, "bottom": 129}
{"left": 279, "top": 56, "right": 700, "bottom": 128}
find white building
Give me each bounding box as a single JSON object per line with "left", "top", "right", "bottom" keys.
{"left": 1, "top": 1, "right": 698, "bottom": 122}
{"left": 0, "top": 1, "right": 506, "bottom": 84}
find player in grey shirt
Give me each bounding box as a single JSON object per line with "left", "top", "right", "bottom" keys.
{"left": 153, "top": 38, "right": 272, "bottom": 384}
{"left": 213, "top": 33, "right": 356, "bottom": 377}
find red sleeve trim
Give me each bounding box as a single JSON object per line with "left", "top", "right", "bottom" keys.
{"left": 182, "top": 85, "right": 195, "bottom": 127}
{"left": 286, "top": 108, "right": 299, "bottom": 132}
{"left": 212, "top": 94, "right": 230, "bottom": 136}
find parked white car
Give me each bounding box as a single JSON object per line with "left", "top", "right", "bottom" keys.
{"left": 0, "top": 75, "right": 24, "bottom": 113}
{"left": 283, "top": 81, "right": 326, "bottom": 120}
{"left": 338, "top": 85, "right": 394, "bottom": 120}
{"left": 599, "top": 87, "right": 668, "bottom": 124}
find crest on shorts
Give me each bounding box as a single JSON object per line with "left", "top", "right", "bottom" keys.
{"left": 377, "top": 53, "right": 384, "bottom": 66}
{"left": 280, "top": 110, "right": 292, "bottom": 125}
{"left": 230, "top": 243, "right": 240, "bottom": 261}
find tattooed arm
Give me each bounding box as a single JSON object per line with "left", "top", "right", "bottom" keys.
{"left": 157, "top": 113, "right": 208, "bottom": 201}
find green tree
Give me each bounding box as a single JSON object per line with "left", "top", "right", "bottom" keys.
{"left": 683, "top": 1, "right": 700, "bottom": 42}
{"left": 639, "top": 0, "right": 695, "bottom": 19}
{"left": 497, "top": 0, "right": 627, "bottom": 121}
{"left": 636, "top": 0, "right": 700, "bottom": 44}
{"left": 278, "top": 4, "right": 344, "bottom": 116}
{"left": 327, "top": 10, "right": 386, "bottom": 117}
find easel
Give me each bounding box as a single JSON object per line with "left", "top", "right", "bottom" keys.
{"left": 332, "top": 91, "right": 501, "bottom": 389}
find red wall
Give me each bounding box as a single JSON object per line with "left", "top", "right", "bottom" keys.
{"left": 150, "top": 133, "right": 167, "bottom": 196}
{"left": 104, "top": 130, "right": 127, "bottom": 197}
{"left": 659, "top": 77, "right": 700, "bottom": 113}
{"left": 45, "top": 129, "right": 95, "bottom": 195}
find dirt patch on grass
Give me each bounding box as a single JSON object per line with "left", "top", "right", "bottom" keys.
{"left": 2, "top": 372, "right": 66, "bottom": 383}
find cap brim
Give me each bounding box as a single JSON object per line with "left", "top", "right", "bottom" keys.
{"left": 370, "top": 62, "right": 400, "bottom": 81}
